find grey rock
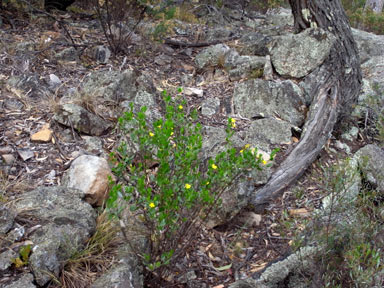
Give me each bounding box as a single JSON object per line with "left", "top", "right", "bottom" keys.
{"left": 81, "top": 69, "right": 139, "bottom": 103}
{"left": 6, "top": 223, "right": 25, "bottom": 242}
{"left": 48, "top": 74, "right": 62, "bottom": 90}
{"left": 263, "top": 55, "right": 273, "bottom": 80}
{"left": 266, "top": 8, "right": 294, "bottom": 28}
{"left": 17, "top": 149, "right": 34, "bottom": 161}
{"left": 352, "top": 28, "right": 384, "bottom": 63}
{"left": 55, "top": 47, "right": 79, "bottom": 62}
{"left": 91, "top": 253, "right": 143, "bottom": 288}
{"left": 238, "top": 32, "right": 272, "bottom": 56}
{"left": 0, "top": 249, "right": 17, "bottom": 272}
{"left": 6, "top": 74, "right": 46, "bottom": 98}
{"left": 154, "top": 54, "right": 173, "bottom": 66}
{"left": 245, "top": 118, "right": 293, "bottom": 147}
{"left": 228, "top": 56, "right": 266, "bottom": 81}
{"left": 201, "top": 98, "right": 220, "bottom": 116}
{"left": 1, "top": 273, "right": 36, "bottom": 288}
{"left": 195, "top": 44, "right": 231, "bottom": 69}
{"left": 1, "top": 154, "right": 15, "bottom": 165}
{"left": 53, "top": 103, "right": 113, "bottom": 136}
{"left": 0, "top": 146, "right": 13, "bottom": 155}
{"left": 204, "top": 27, "right": 233, "bottom": 42}
{"left": 233, "top": 79, "right": 306, "bottom": 127}
{"left": 93, "top": 45, "right": 111, "bottom": 64}
{"left": 355, "top": 144, "right": 384, "bottom": 194}
{"left": 271, "top": 28, "right": 336, "bottom": 78}
{"left": 13, "top": 186, "right": 96, "bottom": 286}
{"left": 0, "top": 204, "right": 15, "bottom": 234}
{"left": 82, "top": 136, "right": 104, "bottom": 155}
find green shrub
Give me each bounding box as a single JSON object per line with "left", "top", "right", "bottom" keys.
{"left": 300, "top": 159, "right": 384, "bottom": 287}
{"left": 107, "top": 89, "right": 276, "bottom": 277}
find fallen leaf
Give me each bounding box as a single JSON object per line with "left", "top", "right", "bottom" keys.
{"left": 288, "top": 208, "right": 311, "bottom": 218}
{"left": 213, "top": 263, "right": 232, "bottom": 271}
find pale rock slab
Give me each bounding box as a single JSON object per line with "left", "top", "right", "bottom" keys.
{"left": 63, "top": 155, "right": 114, "bottom": 206}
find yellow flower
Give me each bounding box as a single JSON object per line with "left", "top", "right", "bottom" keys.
{"left": 149, "top": 132, "right": 154, "bottom": 137}
{"left": 211, "top": 164, "right": 218, "bottom": 170}
{"left": 262, "top": 159, "right": 267, "bottom": 165}
{"left": 149, "top": 202, "right": 155, "bottom": 208}
{"left": 170, "top": 132, "right": 174, "bottom": 136}
{"left": 240, "top": 149, "right": 244, "bottom": 153}
{"left": 230, "top": 118, "right": 236, "bottom": 128}
{"left": 185, "top": 183, "right": 191, "bottom": 189}
{"left": 157, "top": 125, "right": 161, "bottom": 128}
{"left": 244, "top": 144, "right": 250, "bottom": 149}
{"left": 178, "top": 105, "right": 183, "bottom": 110}
{"left": 205, "top": 181, "right": 210, "bottom": 185}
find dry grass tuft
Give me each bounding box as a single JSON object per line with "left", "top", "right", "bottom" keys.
{"left": 49, "top": 211, "right": 123, "bottom": 288}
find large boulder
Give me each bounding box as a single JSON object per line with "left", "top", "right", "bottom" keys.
{"left": 271, "top": 28, "right": 336, "bottom": 78}
{"left": 13, "top": 186, "right": 96, "bottom": 286}
{"left": 54, "top": 103, "right": 113, "bottom": 136}
{"left": 81, "top": 69, "right": 139, "bottom": 103}
{"left": 238, "top": 32, "right": 272, "bottom": 56}
{"left": 195, "top": 44, "right": 232, "bottom": 69}
{"left": 233, "top": 79, "right": 306, "bottom": 127}
{"left": 352, "top": 28, "right": 384, "bottom": 63}
{"left": 355, "top": 144, "right": 384, "bottom": 195}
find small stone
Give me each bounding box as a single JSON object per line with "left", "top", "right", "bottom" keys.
{"left": 49, "top": 74, "right": 62, "bottom": 89}
{"left": 0, "top": 249, "right": 17, "bottom": 272}
{"left": 184, "top": 87, "right": 204, "bottom": 97}
{"left": 202, "top": 98, "right": 220, "bottom": 116}
{"left": 0, "top": 146, "right": 13, "bottom": 155}
{"left": 17, "top": 149, "right": 34, "bottom": 161}
{"left": 30, "top": 126, "right": 53, "bottom": 143}
{"left": 1, "top": 154, "right": 16, "bottom": 165}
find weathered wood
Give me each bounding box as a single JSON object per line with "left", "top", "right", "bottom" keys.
{"left": 250, "top": 0, "right": 362, "bottom": 212}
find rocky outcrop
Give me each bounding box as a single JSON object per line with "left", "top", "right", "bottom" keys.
{"left": 233, "top": 79, "right": 306, "bottom": 127}
{"left": 271, "top": 28, "right": 336, "bottom": 78}
{"left": 12, "top": 186, "right": 96, "bottom": 286}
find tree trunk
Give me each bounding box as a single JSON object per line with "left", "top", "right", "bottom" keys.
{"left": 250, "top": 0, "right": 362, "bottom": 212}
{"left": 365, "top": 0, "right": 384, "bottom": 13}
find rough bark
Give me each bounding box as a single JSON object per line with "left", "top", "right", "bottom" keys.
{"left": 250, "top": 0, "right": 362, "bottom": 212}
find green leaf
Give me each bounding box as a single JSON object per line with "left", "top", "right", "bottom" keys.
{"left": 213, "top": 263, "right": 232, "bottom": 271}
{"left": 20, "top": 245, "right": 31, "bottom": 263}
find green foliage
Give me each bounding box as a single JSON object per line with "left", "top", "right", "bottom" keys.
{"left": 341, "top": 0, "right": 384, "bottom": 34}
{"left": 108, "top": 89, "right": 274, "bottom": 276}
{"left": 12, "top": 244, "right": 31, "bottom": 268}
{"left": 92, "top": 0, "right": 177, "bottom": 53}
{"left": 359, "top": 83, "right": 384, "bottom": 144}
{"left": 305, "top": 160, "right": 384, "bottom": 286}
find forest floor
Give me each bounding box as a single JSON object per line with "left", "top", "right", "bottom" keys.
{"left": 0, "top": 4, "right": 371, "bottom": 287}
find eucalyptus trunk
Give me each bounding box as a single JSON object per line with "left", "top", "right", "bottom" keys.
{"left": 250, "top": 0, "right": 362, "bottom": 212}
